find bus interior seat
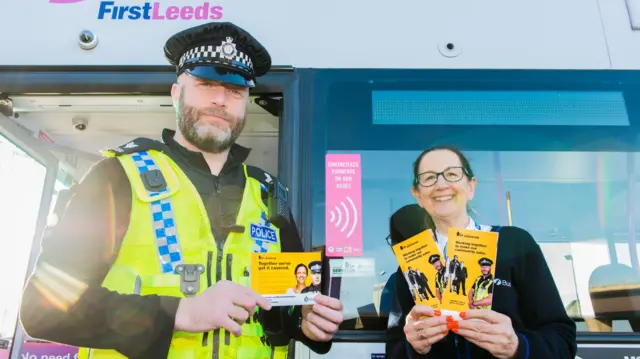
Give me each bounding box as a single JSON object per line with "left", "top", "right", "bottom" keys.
{"left": 587, "top": 262, "right": 640, "bottom": 332}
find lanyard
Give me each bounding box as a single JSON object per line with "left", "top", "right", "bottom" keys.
{"left": 440, "top": 220, "right": 481, "bottom": 259}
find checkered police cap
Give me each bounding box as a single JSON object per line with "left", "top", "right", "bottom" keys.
{"left": 164, "top": 22, "right": 272, "bottom": 87}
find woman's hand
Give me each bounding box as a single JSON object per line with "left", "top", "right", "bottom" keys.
{"left": 301, "top": 295, "right": 344, "bottom": 342}
{"left": 404, "top": 305, "right": 452, "bottom": 355}
{"left": 456, "top": 309, "right": 519, "bottom": 359}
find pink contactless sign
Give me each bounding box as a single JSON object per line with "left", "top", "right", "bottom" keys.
{"left": 325, "top": 154, "right": 363, "bottom": 257}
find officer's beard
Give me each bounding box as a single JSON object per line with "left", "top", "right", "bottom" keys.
{"left": 177, "top": 91, "right": 246, "bottom": 154}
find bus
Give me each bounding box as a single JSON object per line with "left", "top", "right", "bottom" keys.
{"left": 1, "top": 0, "right": 640, "bottom": 358}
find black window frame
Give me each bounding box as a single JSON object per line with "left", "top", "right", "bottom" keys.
{"left": 297, "top": 68, "right": 640, "bottom": 344}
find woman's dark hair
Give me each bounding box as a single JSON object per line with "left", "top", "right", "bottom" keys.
{"left": 412, "top": 145, "right": 475, "bottom": 188}
{"left": 294, "top": 263, "right": 308, "bottom": 275}
{"left": 411, "top": 145, "right": 477, "bottom": 233}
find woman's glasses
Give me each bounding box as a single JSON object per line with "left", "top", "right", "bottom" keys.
{"left": 415, "top": 166, "right": 468, "bottom": 188}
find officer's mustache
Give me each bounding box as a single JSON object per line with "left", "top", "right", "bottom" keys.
{"left": 194, "top": 106, "right": 234, "bottom": 123}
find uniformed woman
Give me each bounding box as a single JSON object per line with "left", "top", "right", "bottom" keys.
{"left": 386, "top": 145, "right": 577, "bottom": 359}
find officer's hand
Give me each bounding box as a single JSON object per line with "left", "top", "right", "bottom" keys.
{"left": 301, "top": 294, "right": 344, "bottom": 342}
{"left": 456, "top": 309, "right": 519, "bottom": 359}
{"left": 404, "top": 305, "right": 451, "bottom": 355}
{"left": 174, "top": 280, "right": 272, "bottom": 336}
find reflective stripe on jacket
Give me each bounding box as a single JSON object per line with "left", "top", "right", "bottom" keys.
{"left": 79, "top": 149, "right": 288, "bottom": 359}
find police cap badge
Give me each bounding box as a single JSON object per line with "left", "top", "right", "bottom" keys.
{"left": 164, "top": 22, "right": 272, "bottom": 88}
{"left": 309, "top": 260, "right": 322, "bottom": 274}
{"left": 478, "top": 257, "right": 494, "bottom": 266}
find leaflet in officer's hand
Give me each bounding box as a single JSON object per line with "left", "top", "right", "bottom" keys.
{"left": 392, "top": 230, "right": 443, "bottom": 309}
{"left": 443, "top": 228, "right": 499, "bottom": 315}
{"left": 250, "top": 252, "right": 322, "bottom": 306}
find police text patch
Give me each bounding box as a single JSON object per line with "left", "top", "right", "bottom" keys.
{"left": 250, "top": 223, "right": 277, "bottom": 243}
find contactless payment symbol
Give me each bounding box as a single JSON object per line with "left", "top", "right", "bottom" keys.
{"left": 328, "top": 196, "right": 358, "bottom": 238}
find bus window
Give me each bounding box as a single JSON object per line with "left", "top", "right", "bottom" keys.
{"left": 307, "top": 69, "right": 640, "bottom": 339}
{"left": 0, "top": 134, "right": 48, "bottom": 355}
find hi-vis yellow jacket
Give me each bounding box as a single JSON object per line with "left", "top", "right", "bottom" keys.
{"left": 78, "top": 147, "right": 289, "bottom": 359}
{"left": 472, "top": 274, "right": 494, "bottom": 310}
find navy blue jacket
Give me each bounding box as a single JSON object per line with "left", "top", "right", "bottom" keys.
{"left": 386, "top": 226, "right": 577, "bottom": 359}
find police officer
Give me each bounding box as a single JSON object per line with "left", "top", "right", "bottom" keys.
{"left": 302, "top": 260, "right": 322, "bottom": 293}
{"left": 19, "top": 22, "right": 344, "bottom": 359}
{"left": 429, "top": 254, "right": 446, "bottom": 304}
{"left": 456, "top": 261, "right": 468, "bottom": 296}
{"left": 469, "top": 257, "right": 494, "bottom": 310}
{"left": 415, "top": 269, "right": 434, "bottom": 300}
{"left": 406, "top": 266, "right": 420, "bottom": 300}
{"left": 449, "top": 255, "right": 460, "bottom": 293}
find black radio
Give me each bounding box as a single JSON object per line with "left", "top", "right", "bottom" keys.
{"left": 267, "top": 179, "right": 290, "bottom": 228}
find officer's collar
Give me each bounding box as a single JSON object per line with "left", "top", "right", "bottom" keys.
{"left": 161, "top": 128, "right": 252, "bottom": 171}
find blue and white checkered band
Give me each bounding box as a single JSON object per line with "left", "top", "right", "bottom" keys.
{"left": 178, "top": 37, "right": 254, "bottom": 73}
{"left": 252, "top": 212, "right": 272, "bottom": 253}
{"left": 130, "top": 151, "right": 184, "bottom": 274}
{"left": 253, "top": 240, "right": 270, "bottom": 253}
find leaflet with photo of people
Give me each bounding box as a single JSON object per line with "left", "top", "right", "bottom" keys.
{"left": 443, "top": 228, "right": 499, "bottom": 313}
{"left": 392, "top": 227, "right": 499, "bottom": 316}
{"left": 392, "top": 230, "right": 443, "bottom": 309}
{"left": 250, "top": 252, "right": 322, "bottom": 306}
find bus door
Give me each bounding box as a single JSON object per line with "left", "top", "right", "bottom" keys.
{"left": 0, "top": 113, "right": 59, "bottom": 359}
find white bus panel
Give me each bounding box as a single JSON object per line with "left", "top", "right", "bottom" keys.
{"left": 0, "top": 0, "right": 628, "bottom": 69}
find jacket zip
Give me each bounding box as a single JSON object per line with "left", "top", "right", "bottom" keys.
{"left": 212, "top": 180, "right": 225, "bottom": 359}
{"left": 211, "top": 240, "right": 225, "bottom": 359}
{"left": 202, "top": 252, "right": 213, "bottom": 346}
{"left": 465, "top": 338, "right": 471, "bottom": 359}
{"left": 225, "top": 253, "right": 233, "bottom": 346}
{"left": 454, "top": 333, "right": 472, "bottom": 359}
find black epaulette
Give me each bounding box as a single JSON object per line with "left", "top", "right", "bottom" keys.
{"left": 246, "top": 165, "right": 278, "bottom": 206}
{"left": 104, "top": 137, "right": 169, "bottom": 157}
{"left": 246, "top": 165, "right": 276, "bottom": 188}
{"left": 246, "top": 165, "right": 292, "bottom": 228}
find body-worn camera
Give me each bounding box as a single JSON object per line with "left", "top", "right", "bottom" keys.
{"left": 267, "top": 179, "right": 290, "bottom": 228}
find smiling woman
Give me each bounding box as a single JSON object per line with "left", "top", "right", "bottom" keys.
{"left": 306, "top": 69, "right": 640, "bottom": 359}
{"left": 390, "top": 145, "right": 577, "bottom": 358}
{"left": 411, "top": 146, "right": 478, "bottom": 238}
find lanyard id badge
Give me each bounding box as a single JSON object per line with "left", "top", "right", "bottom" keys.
{"left": 441, "top": 220, "right": 482, "bottom": 260}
